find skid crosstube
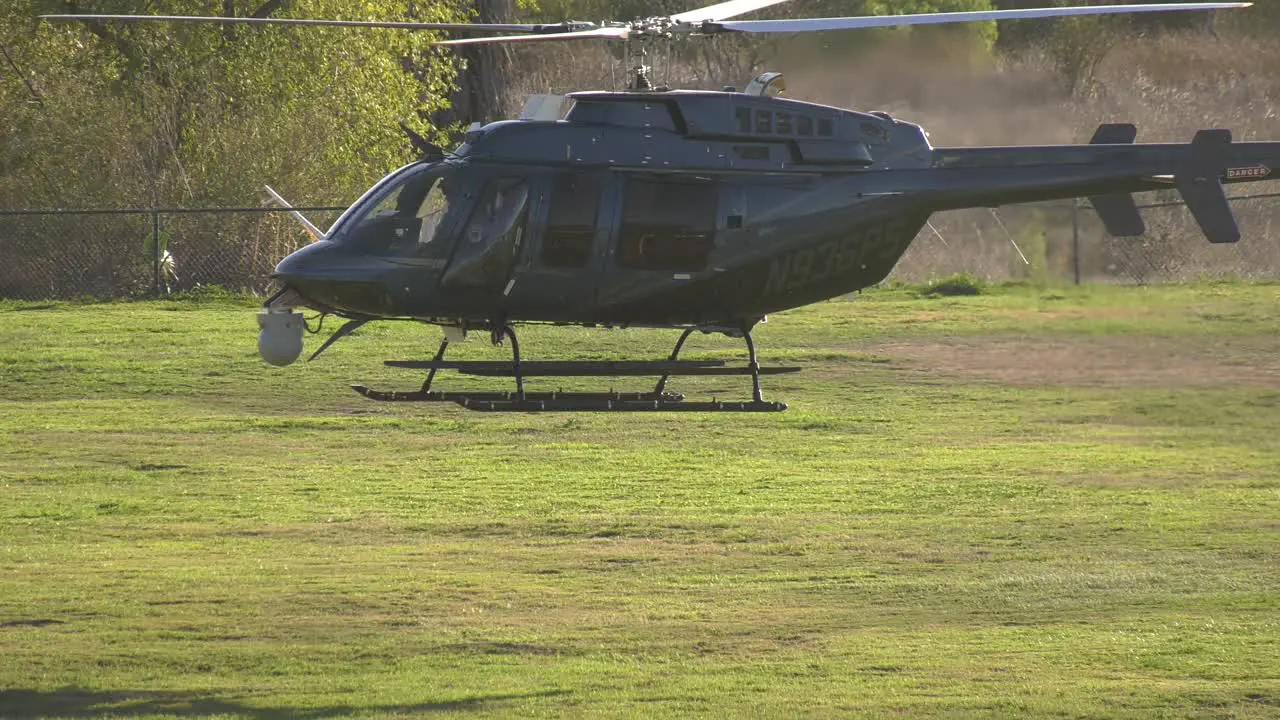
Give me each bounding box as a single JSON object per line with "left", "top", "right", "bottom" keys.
{"left": 354, "top": 324, "right": 796, "bottom": 412}
{"left": 382, "top": 359, "right": 801, "bottom": 377}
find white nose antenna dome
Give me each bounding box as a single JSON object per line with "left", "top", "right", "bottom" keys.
{"left": 257, "top": 310, "right": 304, "bottom": 366}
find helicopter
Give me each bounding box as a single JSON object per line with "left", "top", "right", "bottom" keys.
{"left": 44, "top": 2, "right": 1279, "bottom": 412}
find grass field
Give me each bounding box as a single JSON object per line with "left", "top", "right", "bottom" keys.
{"left": 2, "top": 283, "right": 1278, "bottom": 718}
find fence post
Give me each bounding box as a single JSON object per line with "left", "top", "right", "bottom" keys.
{"left": 151, "top": 211, "right": 161, "bottom": 296}
{"left": 1071, "top": 199, "right": 1081, "bottom": 286}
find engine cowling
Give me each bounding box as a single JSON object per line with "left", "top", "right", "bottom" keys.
{"left": 257, "top": 310, "right": 304, "bottom": 366}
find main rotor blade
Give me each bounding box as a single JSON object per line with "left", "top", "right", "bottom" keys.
{"left": 670, "top": 0, "right": 791, "bottom": 24}
{"left": 714, "top": 3, "right": 1252, "bottom": 35}
{"left": 39, "top": 14, "right": 551, "bottom": 34}
{"left": 435, "top": 26, "right": 629, "bottom": 46}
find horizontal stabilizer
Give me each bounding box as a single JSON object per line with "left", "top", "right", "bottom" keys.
{"left": 1090, "top": 194, "right": 1146, "bottom": 237}
{"left": 1088, "top": 124, "right": 1146, "bottom": 236}
{"left": 1176, "top": 129, "right": 1241, "bottom": 244}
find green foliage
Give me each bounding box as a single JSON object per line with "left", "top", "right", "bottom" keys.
{"left": 140, "top": 225, "right": 179, "bottom": 291}
{"left": 161, "top": 284, "right": 259, "bottom": 304}
{"left": 919, "top": 272, "right": 985, "bottom": 296}
{"left": 0, "top": 1, "right": 464, "bottom": 211}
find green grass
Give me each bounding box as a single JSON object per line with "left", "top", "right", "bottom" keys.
{"left": 2, "top": 283, "right": 1278, "bottom": 718}
{"left": 918, "top": 273, "right": 986, "bottom": 297}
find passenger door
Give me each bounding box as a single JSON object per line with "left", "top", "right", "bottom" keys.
{"left": 597, "top": 175, "right": 718, "bottom": 312}
{"left": 503, "top": 171, "right": 614, "bottom": 320}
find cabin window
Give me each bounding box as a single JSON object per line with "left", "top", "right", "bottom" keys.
{"left": 541, "top": 176, "right": 600, "bottom": 269}
{"left": 735, "top": 107, "right": 752, "bottom": 133}
{"left": 618, "top": 178, "right": 716, "bottom": 272}
{"left": 776, "top": 112, "right": 793, "bottom": 135}
{"left": 442, "top": 178, "right": 529, "bottom": 288}
{"left": 755, "top": 110, "right": 772, "bottom": 134}
{"left": 797, "top": 116, "right": 813, "bottom": 137}
{"left": 818, "top": 118, "right": 835, "bottom": 137}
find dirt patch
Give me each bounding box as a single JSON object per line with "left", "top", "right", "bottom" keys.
{"left": 867, "top": 335, "right": 1280, "bottom": 389}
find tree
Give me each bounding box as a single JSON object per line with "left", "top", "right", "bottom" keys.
{"left": 433, "top": 0, "right": 515, "bottom": 129}
{"left": 0, "top": 1, "right": 466, "bottom": 296}
{"left": 1, "top": 0, "right": 465, "bottom": 210}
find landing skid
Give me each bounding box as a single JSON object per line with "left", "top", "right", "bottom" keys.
{"left": 351, "top": 324, "right": 796, "bottom": 412}
{"left": 349, "top": 388, "right": 685, "bottom": 403}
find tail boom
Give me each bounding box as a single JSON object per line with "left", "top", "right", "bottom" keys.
{"left": 927, "top": 127, "right": 1279, "bottom": 243}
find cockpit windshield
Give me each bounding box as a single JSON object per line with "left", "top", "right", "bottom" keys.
{"left": 330, "top": 163, "right": 457, "bottom": 255}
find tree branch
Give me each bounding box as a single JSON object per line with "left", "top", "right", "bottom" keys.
{"left": 62, "top": 0, "right": 145, "bottom": 77}
{"left": 0, "top": 40, "right": 43, "bottom": 105}
{"left": 251, "top": 0, "right": 289, "bottom": 19}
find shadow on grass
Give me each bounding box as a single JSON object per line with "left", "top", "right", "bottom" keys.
{"left": 0, "top": 687, "right": 570, "bottom": 718}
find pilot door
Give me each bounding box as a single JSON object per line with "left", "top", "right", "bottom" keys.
{"left": 439, "top": 177, "right": 532, "bottom": 313}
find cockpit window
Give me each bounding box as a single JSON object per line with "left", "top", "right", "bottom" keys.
{"left": 331, "top": 164, "right": 457, "bottom": 256}
{"left": 415, "top": 181, "right": 451, "bottom": 247}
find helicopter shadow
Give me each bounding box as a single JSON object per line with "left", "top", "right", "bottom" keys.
{"left": 0, "top": 687, "right": 570, "bottom": 718}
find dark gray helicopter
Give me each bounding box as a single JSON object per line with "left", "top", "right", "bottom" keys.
{"left": 47, "top": 2, "right": 1277, "bottom": 412}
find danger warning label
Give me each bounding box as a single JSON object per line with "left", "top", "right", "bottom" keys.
{"left": 1225, "top": 165, "right": 1271, "bottom": 180}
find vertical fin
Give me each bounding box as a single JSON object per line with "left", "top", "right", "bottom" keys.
{"left": 1088, "top": 124, "right": 1146, "bottom": 237}
{"left": 1176, "top": 129, "right": 1240, "bottom": 244}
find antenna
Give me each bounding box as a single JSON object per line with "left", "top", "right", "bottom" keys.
{"left": 399, "top": 122, "right": 444, "bottom": 162}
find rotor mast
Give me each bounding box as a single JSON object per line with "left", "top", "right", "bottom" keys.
{"left": 627, "top": 41, "right": 653, "bottom": 91}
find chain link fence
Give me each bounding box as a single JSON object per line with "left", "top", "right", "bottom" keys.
{"left": 890, "top": 191, "right": 1280, "bottom": 285}
{"left": 0, "top": 207, "right": 343, "bottom": 300}
{"left": 1, "top": 193, "right": 1278, "bottom": 301}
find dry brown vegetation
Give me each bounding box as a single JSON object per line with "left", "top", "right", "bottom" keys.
{"left": 878, "top": 33, "right": 1280, "bottom": 283}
